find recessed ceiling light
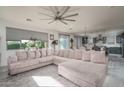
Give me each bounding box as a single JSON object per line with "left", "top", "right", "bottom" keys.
{"left": 26, "top": 18, "right": 32, "bottom": 22}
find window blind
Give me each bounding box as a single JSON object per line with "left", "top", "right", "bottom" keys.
{"left": 6, "top": 27, "right": 48, "bottom": 41}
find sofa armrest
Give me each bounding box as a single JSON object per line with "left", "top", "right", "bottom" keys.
{"left": 8, "top": 55, "right": 18, "bottom": 65}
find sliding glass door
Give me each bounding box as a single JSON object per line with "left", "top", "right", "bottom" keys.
{"left": 59, "top": 34, "right": 70, "bottom": 49}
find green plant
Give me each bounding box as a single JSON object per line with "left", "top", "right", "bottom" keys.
{"left": 20, "top": 42, "right": 27, "bottom": 49}
{"left": 35, "top": 41, "right": 45, "bottom": 49}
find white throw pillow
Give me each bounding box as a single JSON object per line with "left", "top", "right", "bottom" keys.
{"left": 16, "top": 51, "right": 27, "bottom": 61}
{"left": 27, "top": 51, "right": 36, "bottom": 59}
{"left": 47, "top": 49, "right": 52, "bottom": 56}
{"left": 63, "top": 49, "right": 69, "bottom": 58}
{"left": 35, "top": 50, "right": 41, "bottom": 58}
{"left": 59, "top": 49, "right": 64, "bottom": 57}
{"left": 74, "top": 49, "right": 82, "bottom": 60}
{"left": 82, "top": 50, "right": 91, "bottom": 61}
{"left": 68, "top": 49, "right": 75, "bottom": 59}
{"left": 90, "top": 50, "right": 106, "bottom": 64}
{"left": 41, "top": 48, "right": 47, "bottom": 57}
{"left": 54, "top": 49, "right": 59, "bottom": 56}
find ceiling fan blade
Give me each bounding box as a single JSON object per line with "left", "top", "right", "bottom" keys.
{"left": 49, "top": 6, "right": 56, "bottom": 14}
{"left": 60, "top": 6, "right": 70, "bottom": 17}
{"left": 63, "top": 19, "right": 76, "bottom": 21}
{"left": 60, "top": 20, "right": 68, "bottom": 25}
{"left": 54, "top": 6, "right": 60, "bottom": 17}
{"left": 39, "top": 12, "right": 54, "bottom": 18}
{"left": 48, "top": 20, "right": 55, "bottom": 24}
{"left": 63, "top": 13, "right": 79, "bottom": 18}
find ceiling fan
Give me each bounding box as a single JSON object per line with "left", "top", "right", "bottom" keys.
{"left": 39, "top": 6, "right": 79, "bottom": 25}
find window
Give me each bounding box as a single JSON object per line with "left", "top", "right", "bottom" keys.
{"left": 7, "top": 40, "right": 47, "bottom": 50}
{"left": 6, "top": 27, "right": 48, "bottom": 50}
{"left": 59, "top": 34, "right": 70, "bottom": 49}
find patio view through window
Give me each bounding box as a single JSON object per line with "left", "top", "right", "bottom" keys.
{"left": 7, "top": 40, "right": 47, "bottom": 50}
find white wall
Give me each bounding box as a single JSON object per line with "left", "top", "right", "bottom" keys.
{"left": 0, "top": 21, "right": 7, "bottom": 66}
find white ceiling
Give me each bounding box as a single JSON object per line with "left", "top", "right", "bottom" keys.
{"left": 1, "top": 6, "right": 124, "bottom": 33}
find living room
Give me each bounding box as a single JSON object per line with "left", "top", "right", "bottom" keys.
{"left": 0, "top": 6, "right": 124, "bottom": 88}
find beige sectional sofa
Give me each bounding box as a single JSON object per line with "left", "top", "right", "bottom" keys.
{"left": 8, "top": 48, "right": 108, "bottom": 87}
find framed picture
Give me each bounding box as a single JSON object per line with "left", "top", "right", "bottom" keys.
{"left": 50, "top": 34, "right": 54, "bottom": 40}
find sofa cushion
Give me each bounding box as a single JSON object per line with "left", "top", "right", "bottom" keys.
{"left": 27, "top": 51, "right": 36, "bottom": 59}
{"left": 35, "top": 50, "right": 41, "bottom": 58}
{"left": 38, "top": 56, "right": 53, "bottom": 63}
{"left": 27, "top": 59, "right": 39, "bottom": 65}
{"left": 47, "top": 49, "right": 52, "bottom": 56}
{"left": 59, "top": 49, "right": 64, "bottom": 57}
{"left": 91, "top": 50, "right": 106, "bottom": 64}
{"left": 41, "top": 48, "right": 47, "bottom": 57}
{"left": 39, "top": 57, "right": 46, "bottom": 63}
{"left": 74, "top": 49, "right": 82, "bottom": 60}
{"left": 68, "top": 49, "right": 75, "bottom": 59}
{"left": 54, "top": 56, "right": 69, "bottom": 62}
{"left": 9, "top": 59, "right": 39, "bottom": 69}
{"left": 16, "top": 51, "right": 27, "bottom": 61}
{"left": 63, "top": 49, "right": 69, "bottom": 58}
{"left": 46, "top": 56, "right": 53, "bottom": 62}
{"left": 54, "top": 56, "right": 82, "bottom": 63}
{"left": 82, "top": 50, "right": 91, "bottom": 61}
{"left": 54, "top": 49, "right": 59, "bottom": 56}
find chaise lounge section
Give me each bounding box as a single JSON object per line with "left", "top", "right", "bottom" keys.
{"left": 58, "top": 61, "right": 107, "bottom": 87}
{"left": 57, "top": 49, "right": 108, "bottom": 87}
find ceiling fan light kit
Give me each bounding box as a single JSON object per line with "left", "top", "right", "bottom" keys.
{"left": 39, "top": 6, "right": 79, "bottom": 25}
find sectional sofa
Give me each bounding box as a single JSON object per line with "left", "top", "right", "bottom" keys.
{"left": 8, "top": 48, "right": 108, "bottom": 87}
